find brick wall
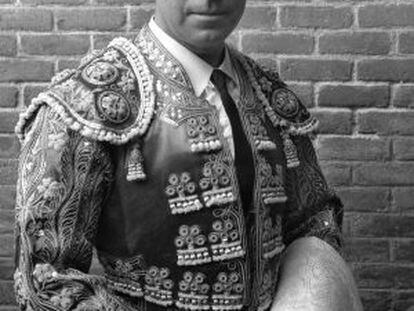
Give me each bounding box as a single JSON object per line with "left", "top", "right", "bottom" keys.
{"left": 0, "top": 0, "right": 413, "bottom": 310}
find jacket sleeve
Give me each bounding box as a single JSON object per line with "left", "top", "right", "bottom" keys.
{"left": 14, "top": 105, "right": 136, "bottom": 311}
{"left": 282, "top": 134, "right": 344, "bottom": 253}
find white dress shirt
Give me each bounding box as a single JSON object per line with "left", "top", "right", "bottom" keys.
{"left": 149, "top": 18, "right": 239, "bottom": 157}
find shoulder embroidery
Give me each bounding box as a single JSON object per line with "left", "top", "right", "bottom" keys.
{"left": 16, "top": 37, "right": 156, "bottom": 146}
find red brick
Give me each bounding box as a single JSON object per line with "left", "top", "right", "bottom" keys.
{"left": 344, "top": 238, "right": 389, "bottom": 263}
{"left": 312, "top": 109, "right": 352, "bottom": 134}
{"left": 130, "top": 8, "right": 155, "bottom": 31}
{"left": 21, "top": 34, "right": 90, "bottom": 56}
{"left": 280, "top": 6, "right": 353, "bottom": 29}
{"left": 320, "top": 32, "right": 391, "bottom": 55}
{"left": 317, "top": 136, "right": 390, "bottom": 161}
{"left": 0, "top": 210, "right": 13, "bottom": 234}
{"left": 394, "top": 240, "right": 414, "bottom": 263}
{"left": 56, "top": 8, "right": 127, "bottom": 31}
{"left": 320, "top": 162, "right": 351, "bottom": 186}
{"left": 0, "top": 281, "right": 15, "bottom": 305}
{"left": 0, "top": 234, "right": 13, "bottom": 257}
{"left": 0, "top": 86, "right": 18, "bottom": 108}
{"left": 286, "top": 82, "right": 313, "bottom": 108}
{"left": 23, "top": 85, "right": 46, "bottom": 107}
{"left": 0, "top": 160, "right": 17, "bottom": 186}
{"left": 359, "top": 4, "right": 414, "bottom": 28}
{"left": 318, "top": 84, "right": 389, "bottom": 108}
{"left": 0, "top": 8, "right": 52, "bottom": 31}
{"left": 0, "top": 112, "right": 19, "bottom": 134}
{"left": 354, "top": 264, "right": 414, "bottom": 289}
{"left": 0, "top": 258, "right": 13, "bottom": 281}
{"left": 337, "top": 187, "right": 390, "bottom": 212}
{"left": 399, "top": 32, "right": 414, "bottom": 54}
{"left": 394, "top": 291, "right": 414, "bottom": 311}
{"left": 348, "top": 213, "right": 414, "bottom": 238}
{"left": 0, "top": 35, "right": 16, "bottom": 57}
{"left": 237, "top": 6, "right": 276, "bottom": 30}
{"left": 354, "top": 163, "right": 414, "bottom": 186}
{"left": 358, "top": 59, "right": 414, "bottom": 82}
{"left": 0, "top": 60, "right": 54, "bottom": 83}
{"left": 281, "top": 59, "right": 352, "bottom": 81}
{"left": 21, "top": 0, "right": 87, "bottom": 4}
{"left": 393, "top": 187, "right": 414, "bottom": 212}
{"left": 0, "top": 136, "right": 19, "bottom": 159}
{"left": 242, "top": 32, "right": 313, "bottom": 54}
{"left": 93, "top": 34, "right": 136, "bottom": 50}
{"left": 359, "top": 289, "right": 392, "bottom": 311}
{"left": 0, "top": 187, "right": 16, "bottom": 211}
{"left": 96, "top": 0, "right": 152, "bottom": 4}
{"left": 394, "top": 137, "right": 414, "bottom": 160}
{"left": 357, "top": 110, "right": 414, "bottom": 135}
{"left": 393, "top": 84, "right": 414, "bottom": 108}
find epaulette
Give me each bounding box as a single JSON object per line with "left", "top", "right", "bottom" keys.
{"left": 235, "top": 52, "right": 318, "bottom": 136}
{"left": 16, "top": 37, "right": 156, "bottom": 145}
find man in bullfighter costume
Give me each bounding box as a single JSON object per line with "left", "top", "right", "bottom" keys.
{"left": 13, "top": 0, "right": 362, "bottom": 310}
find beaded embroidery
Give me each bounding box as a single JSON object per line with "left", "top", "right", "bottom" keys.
{"left": 209, "top": 207, "right": 245, "bottom": 261}
{"left": 125, "top": 140, "right": 146, "bottom": 181}
{"left": 262, "top": 216, "right": 284, "bottom": 259}
{"left": 175, "top": 225, "right": 211, "bottom": 266}
{"left": 177, "top": 272, "right": 210, "bottom": 310}
{"left": 165, "top": 172, "right": 203, "bottom": 214}
{"left": 258, "top": 157, "right": 287, "bottom": 204}
{"left": 144, "top": 266, "right": 174, "bottom": 306}
{"left": 247, "top": 114, "right": 277, "bottom": 151}
{"left": 81, "top": 61, "right": 119, "bottom": 86}
{"left": 281, "top": 131, "right": 300, "bottom": 168}
{"left": 199, "top": 156, "right": 236, "bottom": 208}
{"left": 212, "top": 265, "right": 245, "bottom": 310}
{"left": 186, "top": 115, "right": 222, "bottom": 153}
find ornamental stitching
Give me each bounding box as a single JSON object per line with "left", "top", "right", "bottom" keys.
{"left": 144, "top": 266, "right": 174, "bottom": 306}
{"left": 175, "top": 225, "right": 211, "bottom": 266}
{"left": 165, "top": 172, "right": 203, "bottom": 215}
{"left": 176, "top": 272, "right": 210, "bottom": 310}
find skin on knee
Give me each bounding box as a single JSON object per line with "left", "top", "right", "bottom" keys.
{"left": 272, "top": 237, "right": 363, "bottom": 311}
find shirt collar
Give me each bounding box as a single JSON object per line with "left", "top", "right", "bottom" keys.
{"left": 149, "top": 17, "right": 238, "bottom": 97}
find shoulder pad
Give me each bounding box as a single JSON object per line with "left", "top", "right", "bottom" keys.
{"left": 16, "top": 37, "right": 155, "bottom": 145}
{"left": 235, "top": 53, "right": 318, "bottom": 135}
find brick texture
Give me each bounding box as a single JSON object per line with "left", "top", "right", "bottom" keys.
{"left": 0, "top": 1, "right": 413, "bottom": 310}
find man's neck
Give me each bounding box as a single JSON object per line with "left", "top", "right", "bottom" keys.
{"left": 154, "top": 16, "right": 225, "bottom": 67}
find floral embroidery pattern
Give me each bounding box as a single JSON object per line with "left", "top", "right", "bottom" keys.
{"left": 209, "top": 207, "right": 244, "bottom": 261}
{"left": 186, "top": 115, "right": 222, "bottom": 153}
{"left": 177, "top": 272, "right": 210, "bottom": 310}
{"left": 199, "top": 157, "right": 236, "bottom": 208}
{"left": 175, "top": 225, "right": 211, "bottom": 266}
{"left": 212, "top": 266, "right": 244, "bottom": 310}
{"left": 165, "top": 172, "right": 203, "bottom": 214}
{"left": 144, "top": 266, "right": 174, "bottom": 306}
{"left": 258, "top": 157, "right": 287, "bottom": 205}
{"left": 247, "top": 114, "right": 276, "bottom": 151}
{"left": 262, "top": 216, "right": 284, "bottom": 259}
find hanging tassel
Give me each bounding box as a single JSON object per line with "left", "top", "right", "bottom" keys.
{"left": 282, "top": 132, "right": 300, "bottom": 168}
{"left": 126, "top": 141, "right": 146, "bottom": 181}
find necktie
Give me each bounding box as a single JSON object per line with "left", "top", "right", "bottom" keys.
{"left": 210, "top": 69, "right": 255, "bottom": 211}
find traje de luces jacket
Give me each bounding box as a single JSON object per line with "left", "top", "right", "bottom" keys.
{"left": 14, "top": 24, "right": 343, "bottom": 311}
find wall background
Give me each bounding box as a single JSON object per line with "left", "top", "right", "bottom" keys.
{"left": 0, "top": 0, "right": 413, "bottom": 310}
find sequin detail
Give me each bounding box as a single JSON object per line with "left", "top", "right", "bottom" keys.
{"left": 144, "top": 266, "right": 174, "bottom": 306}
{"left": 82, "top": 61, "right": 119, "bottom": 86}
{"left": 209, "top": 208, "right": 245, "bottom": 261}
{"left": 186, "top": 115, "right": 222, "bottom": 153}
{"left": 126, "top": 141, "right": 146, "bottom": 181}
{"left": 259, "top": 157, "right": 287, "bottom": 204}
{"left": 282, "top": 132, "right": 300, "bottom": 168}
{"left": 248, "top": 114, "right": 276, "bottom": 151}
{"left": 262, "top": 216, "right": 284, "bottom": 259}
{"left": 199, "top": 158, "right": 236, "bottom": 208}
{"left": 270, "top": 88, "right": 300, "bottom": 119}
{"left": 96, "top": 91, "right": 131, "bottom": 124}
{"left": 212, "top": 270, "right": 244, "bottom": 310}
{"left": 175, "top": 225, "right": 211, "bottom": 266}
{"left": 177, "top": 272, "right": 210, "bottom": 310}
{"left": 165, "top": 172, "right": 203, "bottom": 214}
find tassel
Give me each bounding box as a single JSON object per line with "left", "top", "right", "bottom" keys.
{"left": 126, "top": 141, "right": 146, "bottom": 181}
{"left": 282, "top": 132, "right": 300, "bottom": 168}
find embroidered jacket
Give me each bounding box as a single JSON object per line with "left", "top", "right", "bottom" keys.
{"left": 14, "top": 25, "right": 343, "bottom": 311}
